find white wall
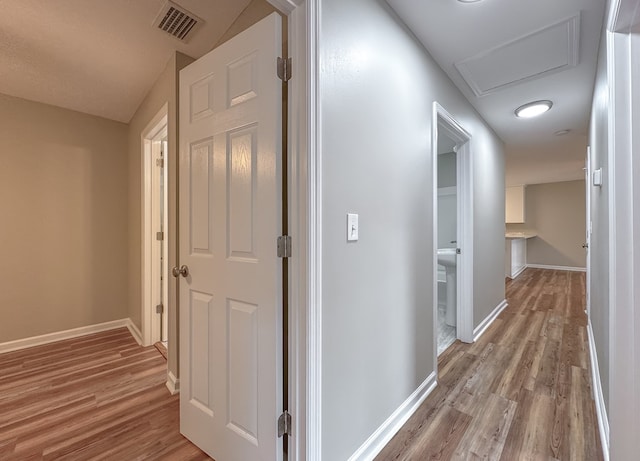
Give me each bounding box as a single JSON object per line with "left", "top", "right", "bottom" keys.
{"left": 588, "top": 22, "right": 610, "bottom": 415}
{"left": 318, "top": 0, "right": 505, "bottom": 458}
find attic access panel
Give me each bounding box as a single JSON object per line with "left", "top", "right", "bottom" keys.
{"left": 455, "top": 14, "right": 581, "bottom": 97}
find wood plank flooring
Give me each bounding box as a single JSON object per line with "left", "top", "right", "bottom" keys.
{"left": 0, "top": 269, "right": 601, "bottom": 460}
{"left": 0, "top": 328, "right": 211, "bottom": 460}
{"left": 375, "top": 268, "right": 603, "bottom": 461}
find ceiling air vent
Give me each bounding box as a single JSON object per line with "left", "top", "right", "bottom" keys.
{"left": 153, "top": 1, "right": 203, "bottom": 42}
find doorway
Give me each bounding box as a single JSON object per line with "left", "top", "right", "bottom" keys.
{"left": 432, "top": 103, "right": 474, "bottom": 364}
{"left": 436, "top": 128, "right": 458, "bottom": 354}
{"left": 585, "top": 146, "right": 591, "bottom": 317}
{"left": 142, "top": 105, "right": 169, "bottom": 348}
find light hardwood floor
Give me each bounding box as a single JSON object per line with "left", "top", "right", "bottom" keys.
{"left": 0, "top": 269, "right": 601, "bottom": 460}
{"left": 376, "top": 268, "right": 602, "bottom": 461}
{"left": 0, "top": 328, "right": 210, "bottom": 460}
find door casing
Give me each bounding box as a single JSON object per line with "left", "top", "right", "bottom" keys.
{"left": 142, "top": 104, "right": 169, "bottom": 347}
{"left": 432, "top": 102, "right": 474, "bottom": 378}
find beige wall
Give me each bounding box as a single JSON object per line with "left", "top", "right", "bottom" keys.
{"left": 507, "top": 180, "right": 587, "bottom": 268}
{"left": 0, "top": 93, "right": 129, "bottom": 342}
{"left": 214, "top": 0, "right": 279, "bottom": 49}
{"left": 127, "top": 52, "right": 193, "bottom": 378}
{"left": 0, "top": 2, "right": 277, "bottom": 358}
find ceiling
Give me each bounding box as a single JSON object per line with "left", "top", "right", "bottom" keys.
{"left": 1, "top": 0, "right": 606, "bottom": 185}
{"left": 386, "top": 0, "right": 607, "bottom": 185}
{"left": 0, "top": 0, "right": 257, "bottom": 123}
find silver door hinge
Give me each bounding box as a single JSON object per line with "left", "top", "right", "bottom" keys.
{"left": 277, "top": 411, "right": 292, "bottom": 437}
{"left": 277, "top": 235, "right": 292, "bottom": 258}
{"left": 156, "top": 231, "right": 164, "bottom": 241}
{"left": 156, "top": 158, "right": 164, "bottom": 168}
{"left": 156, "top": 303, "right": 164, "bottom": 314}
{"left": 277, "top": 57, "right": 292, "bottom": 82}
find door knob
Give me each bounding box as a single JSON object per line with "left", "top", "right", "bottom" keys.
{"left": 172, "top": 265, "right": 189, "bottom": 278}
{"left": 582, "top": 243, "right": 589, "bottom": 249}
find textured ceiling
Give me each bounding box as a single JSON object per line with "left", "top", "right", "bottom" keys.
{"left": 386, "top": 0, "right": 606, "bottom": 185}
{"left": 0, "top": 0, "right": 254, "bottom": 122}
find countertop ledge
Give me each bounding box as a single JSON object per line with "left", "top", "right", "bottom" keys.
{"left": 505, "top": 232, "right": 537, "bottom": 239}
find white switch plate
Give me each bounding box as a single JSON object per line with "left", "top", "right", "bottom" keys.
{"left": 593, "top": 168, "right": 603, "bottom": 186}
{"left": 347, "top": 213, "right": 359, "bottom": 241}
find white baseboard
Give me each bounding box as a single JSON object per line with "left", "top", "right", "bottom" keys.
{"left": 348, "top": 372, "right": 437, "bottom": 461}
{"left": 473, "top": 299, "right": 508, "bottom": 342}
{"left": 0, "top": 319, "right": 132, "bottom": 354}
{"left": 126, "top": 319, "right": 143, "bottom": 346}
{"left": 526, "top": 264, "right": 586, "bottom": 272}
{"left": 510, "top": 265, "right": 527, "bottom": 279}
{"left": 587, "top": 320, "right": 610, "bottom": 461}
{"left": 166, "top": 371, "right": 180, "bottom": 395}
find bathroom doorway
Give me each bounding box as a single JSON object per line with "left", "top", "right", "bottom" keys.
{"left": 432, "top": 103, "right": 474, "bottom": 363}
{"left": 436, "top": 128, "right": 458, "bottom": 354}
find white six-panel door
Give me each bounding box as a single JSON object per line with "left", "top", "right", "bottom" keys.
{"left": 178, "top": 13, "right": 282, "bottom": 461}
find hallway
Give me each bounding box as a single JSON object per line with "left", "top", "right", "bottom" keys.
{"left": 376, "top": 268, "right": 602, "bottom": 460}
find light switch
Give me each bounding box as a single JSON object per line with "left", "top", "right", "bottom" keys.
{"left": 593, "top": 168, "right": 603, "bottom": 187}
{"left": 347, "top": 213, "right": 359, "bottom": 241}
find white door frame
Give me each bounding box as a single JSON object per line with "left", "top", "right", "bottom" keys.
{"left": 261, "top": 1, "right": 318, "bottom": 459}
{"left": 263, "top": 1, "right": 318, "bottom": 460}
{"left": 605, "top": 0, "right": 640, "bottom": 458}
{"left": 432, "top": 103, "right": 474, "bottom": 375}
{"left": 585, "top": 146, "right": 591, "bottom": 317}
{"left": 141, "top": 104, "right": 169, "bottom": 347}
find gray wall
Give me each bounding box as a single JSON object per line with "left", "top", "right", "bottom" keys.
{"left": 507, "top": 180, "right": 587, "bottom": 268}
{"left": 438, "top": 152, "right": 457, "bottom": 248}
{"left": 438, "top": 152, "right": 456, "bottom": 187}
{"left": 588, "top": 23, "right": 610, "bottom": 415}
{"left": 319, "top": 0, "right": 505, "bottom": 458}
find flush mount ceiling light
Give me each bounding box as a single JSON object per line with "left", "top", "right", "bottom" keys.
{"left": 458, "top": 0, "right": 483, "bottom": 3}
{"left": 515, "top": 100, "right": 553, "bottom": 118}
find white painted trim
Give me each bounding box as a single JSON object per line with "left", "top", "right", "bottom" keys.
{"left": 432, "top": 102, "right": 474, "bottom": 381}
{"left": 431, "top": 104, "right": 439, "bottom": 381}
{"left": 0, "top": 319, "right": 133, "bottom": 354}
{"left": 607, "top": 0, "right": 640, "bottom": 32}
{"left": 605, "top": 2, "right": 640, "bottom": 457}
{"left": 304, "top": 0, "right": 322, "bottom": 459}
{"left": 585, "top": 146, "right": 592, "bottom": 318}
{"left": 587, "top": 320, "right": 610, "bottom": 461}
{"left": 126, "top": 319, "right": 143, "bottom": 346}
{"left": 457, "top": 135, "right": 474, "bottom": 345}
{"left": 510, "top": 264, "right": 527, "bottom": 279}
{"left": 266, "top": 0, "right": 302, "bottom": 14}
{"left": 473, "top": 299, "right": 508, "bottom": 342}
{"left": 166, "top": 370, "right": 180, "bottom": 395}
{"left": 526, "top": 264, "right": 586, "bottom": 272}
{"left": 347, "top": 372, "right": 437, "bottom": 461}
{"left": 287, "top": 2, "right": 315, "bottom": 460}
{"left": 141, "top": 104, "right": 169, "bottom": 347}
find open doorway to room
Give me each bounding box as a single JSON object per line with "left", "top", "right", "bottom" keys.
{"left": 435, "top": 126, "right": 458, "bottom": 354}
{"left": 142, "top": 105, "right": 169, "bottom": 351}
{"left": 433, "top": 103, "right": 474, "bottom": 361}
